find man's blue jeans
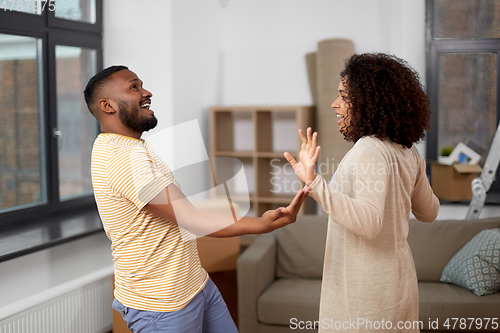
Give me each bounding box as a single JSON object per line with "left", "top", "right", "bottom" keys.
{"left": 112, "top": 278, "right": 238, "bottom": 333}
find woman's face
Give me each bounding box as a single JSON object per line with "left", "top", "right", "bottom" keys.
{"left": 331, "top": 79, "right": 351, "bottom": 135}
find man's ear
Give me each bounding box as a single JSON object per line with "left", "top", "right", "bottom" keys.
{"left": 98, "top": 98, "right": 116, "bottom": 114}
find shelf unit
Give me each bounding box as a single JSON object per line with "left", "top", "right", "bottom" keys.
{"left": 209, "top": 106, "right": 316, "bottom": 217}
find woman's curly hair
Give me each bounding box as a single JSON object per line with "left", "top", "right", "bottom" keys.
{"left": 340, "top": 53, "right": 431, "bottom": 148}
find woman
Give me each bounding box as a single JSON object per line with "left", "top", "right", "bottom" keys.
{"left": 285, "top": 53, "right": 439, "bottom": 332}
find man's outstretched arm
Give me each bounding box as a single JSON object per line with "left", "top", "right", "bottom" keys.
{"left": 143, "top": 184, "right": 309, "bottom": 238}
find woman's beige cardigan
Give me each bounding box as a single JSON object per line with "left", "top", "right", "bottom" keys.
{"left": 309, "top": 136, "right": 439, "bottom": 333}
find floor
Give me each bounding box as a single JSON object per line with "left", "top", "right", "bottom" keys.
{"left": 435, "top": 203, "right": 500, "bottom": 220}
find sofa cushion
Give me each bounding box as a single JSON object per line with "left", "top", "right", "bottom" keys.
{"left": 276, "top": 215, "right": 328, "bottom": 279}
{"left": 418, "top": 282, "right": 500, "bottom": 331}
{"left": 407, "top": 217, "right": 500, "bottom": 282}
{"left": 257, "top": 278, "right": 321, "bottom": 326}
{"left": 440, "top": 228, "right": 500, "bottom": 296}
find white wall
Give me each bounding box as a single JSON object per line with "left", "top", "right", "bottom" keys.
{"left": 170, "top": 0, "right": 426, "bottom": 106}
{"left": 220, "top": 0, "right": 426, "bottom": 105}
{"left": 170, "top": 0, "right": 225, "bottom": 200}
{"left": 103, "top": 0, "right": 175, "bottom": 135}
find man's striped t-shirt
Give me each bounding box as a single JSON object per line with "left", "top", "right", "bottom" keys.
{"left": 91, "top": 133, "right": 208, "bottom": 312}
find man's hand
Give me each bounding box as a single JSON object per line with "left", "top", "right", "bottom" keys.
{"left": 258, "top": 188, "right": 309, "bottom": 233}
{"left": 284, "top": 127, "right": 320, "bottom": 184}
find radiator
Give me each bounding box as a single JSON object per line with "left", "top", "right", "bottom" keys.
{"left": 0, "top": 266, "right": 114, "bottom": 333}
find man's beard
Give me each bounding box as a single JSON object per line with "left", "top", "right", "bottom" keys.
{"left": 118, "top": 102, "right": 158, "bottom": 132}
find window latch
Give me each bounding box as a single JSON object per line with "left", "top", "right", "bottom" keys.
{"left": 53, "top": 128, "right": 63, "bottom": 150}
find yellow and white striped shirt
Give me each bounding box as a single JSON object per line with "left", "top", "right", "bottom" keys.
{"left": 91, "top": 133, "right": 207, "bottom": 312}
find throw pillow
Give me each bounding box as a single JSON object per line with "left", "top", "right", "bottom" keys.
{"left": 440, "top": 228, "right": 500, "bottom": 296}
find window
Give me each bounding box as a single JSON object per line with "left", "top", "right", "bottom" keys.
{"left": 55, "top": 45, "right": 97, "bottom": 200}
{"left": 54, "top": 0, "right": 96, "bottom": 23}
{"left": 0, "top": 34, "right": 46, "bottom": 212}
{"left": 0, "top": 0, "right": 103, "bottom": 226}
{"left": 426, "top": 0, "right": 500, "bottom": 203}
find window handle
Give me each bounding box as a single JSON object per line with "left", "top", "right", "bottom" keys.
{"left": 53, "top": 128, "right": 63, "bottom": 150}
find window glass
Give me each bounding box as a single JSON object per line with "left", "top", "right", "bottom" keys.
{"left": 438, "top": 53, "right": 497, "bottom": 163}
{"left": 55, "top": 45, "right": 97, "bottom": 200}
{"left": 434, "top": 0, "right": 500, "bottom": 39}
{"left": 0, "top": 33, "right": 46, "bottom": 212}
{"left": 54, "top": 0, "right": 96, "bottom": 24}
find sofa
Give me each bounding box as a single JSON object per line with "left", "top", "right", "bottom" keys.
{"left": 237, "top": 215, "right": 500, "bottom": 332}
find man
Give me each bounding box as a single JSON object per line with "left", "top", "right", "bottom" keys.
{"left": 84, "top": 65, "right": 308, "bottom": 333}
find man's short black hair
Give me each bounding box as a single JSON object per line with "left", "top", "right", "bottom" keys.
{"left": 84, "top": 65, "right": 128, "bottom": 114}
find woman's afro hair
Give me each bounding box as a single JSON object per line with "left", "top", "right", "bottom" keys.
{"left": 340, "top": 53, "right": 431, "bottom": 148}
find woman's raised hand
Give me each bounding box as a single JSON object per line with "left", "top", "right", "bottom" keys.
{"left": 284, "top": 127, "right": 320, "bottom": 184}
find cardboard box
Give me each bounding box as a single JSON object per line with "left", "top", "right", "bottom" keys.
{"left": 431, "top": 163, "right": 482, "bottom": 201}
{"left": 196, "top": 236, "right": 240, "bottom": 272}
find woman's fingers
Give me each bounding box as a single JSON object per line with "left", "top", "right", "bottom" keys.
{"left": 284, "top": 151, "right": 297, "bottom": 167}
{"left": 313, "top": 145, "right": 321, "bottom": 163}
{"left": 299, "top": 128, "right": 319, "bottom": 151}
{"left": 299, "top": 129, "right": 306, "bottom": 144}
